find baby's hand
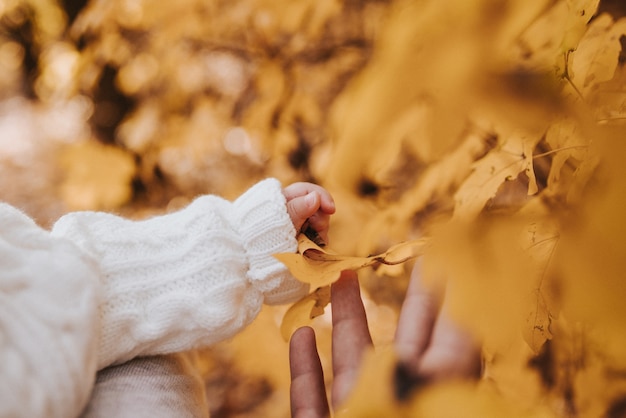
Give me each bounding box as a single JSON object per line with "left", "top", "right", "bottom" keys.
{"left": 283, "top": 182, "right": 335, "bottom": 245}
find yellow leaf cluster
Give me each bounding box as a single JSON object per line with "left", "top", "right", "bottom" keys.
{"left": 310, "top": 0, "right": 626, "bottom": 416}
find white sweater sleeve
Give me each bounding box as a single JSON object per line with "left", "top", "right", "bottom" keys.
{"left": 0, "top": 203, "right": 101, "bottom": 418}
{"left": 51, "top": 178, "right": 308, "bottom": 370}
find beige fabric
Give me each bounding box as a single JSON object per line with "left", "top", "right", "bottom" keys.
{"left": 81, "top": 353, "right": 209, "bottom": 418}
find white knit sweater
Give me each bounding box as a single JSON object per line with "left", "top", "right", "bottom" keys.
{"left": 0, "top": 178, "right": 307, "bottom": 418}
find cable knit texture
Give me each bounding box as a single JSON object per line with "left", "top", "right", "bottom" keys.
{"left": 51, "top": 178, "right": 308, "bottom": 369}
{"left": 1, "top": 178, "right": 307, "bottom": 417}
{"left": 0, "top": 204, "right": 100, "bottom": 418}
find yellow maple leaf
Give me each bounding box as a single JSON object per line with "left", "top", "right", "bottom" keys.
{"left": 275, "top": 234, "right": 429, "bottom": 288}
{"left": 275, "top": 234, "right": 428, "bottom": 340}
{"left": 542, "top": 117, "right": 601, "bottom": 205}
{"left": 355, "top": 127, "right": 490, "bottom": 257}
{"left": 561, "top": 0, "right": 601, "bottom": 54}
{"left": 279, "top": 286, "right": 330, "bottom": 341}
{"left": 453, "top": 131, "right": 541, "bottom": 220}
{"left": 569, "top": 13, "right": 626, "bottom": 97}
{"left": 519, "top": 212, "right": 561, "bottom": 354}
{"left": 545, "top": 118, "right": 588, "bottom": 185}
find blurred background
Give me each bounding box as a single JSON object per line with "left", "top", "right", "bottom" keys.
{"left": 1, "top": 0, "right": 625, "bottom": 416}
{"left": 0, "top": 0, "right": 389, "bottom": 221}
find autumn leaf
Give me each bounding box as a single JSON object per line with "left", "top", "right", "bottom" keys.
{"left": 354, "top": 127, "right": 491, "bottom": 257}
{"left": 561, "top": 0, "right": 601, "bottom": 54}
{"left": 453, "top": 131, "right": 541, "bottom": 220}
{"left": 280, "top": 286, "right": 330, "bottom": 341}
{"left": 543, "top": 117, "right": 601, "bottom": 204}
{"left": 276, "top": 235, "right": 428, "bottom": 340}
{"left": 569, "top": 13, "right": 626, "bottom": 97}
{"left": 520, "top": 214, "right": 561, "bottom": 354}
{"left": 524, "top": 289, "right": 554, "bottom": 354}
{"left": 275, "top": 234, "right": 429, "bottom": 288}
{"left": 544, "top": 118, "right": 591, "bottom": 186}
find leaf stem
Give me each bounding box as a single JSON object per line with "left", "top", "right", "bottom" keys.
{"left": 562, "top": 51, "right": 585, "bottom": 101}
{"left": 533, "top": 145, "right": 588, "bottom": 159}
{"left": 597, "top": 116, "right": 626, "bottom": 123}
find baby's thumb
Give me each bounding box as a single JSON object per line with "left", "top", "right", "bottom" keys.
{"left": 287, "top": 192, "right": 320, "bottom": 232}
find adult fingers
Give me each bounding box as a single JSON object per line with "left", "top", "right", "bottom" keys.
{"left": 416, "top": 286, "right": 482, "bottom": 380}
{"left": 394, "top": 260, "right": 444, "bottom": 372}
{"left": 330, "top": 270, "right": 373, "bottom": 409}
{"left": 290, "top": 327, "right": 330, "bottom": 418}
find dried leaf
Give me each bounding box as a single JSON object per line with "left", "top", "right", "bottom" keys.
{"left": 356, "top": 128, "right": 490, "bottom": 256}
{"left": 381, "top": 239, "right": 428, "bottom": 265}
{"left": 280, "top": 286, "right": 330, "bottom": 341}
{"left": 519, "top": 214, "right": 561, "bottom": 354}
{"left": 543, "top": 117, "right": 601, "bottom": 204}
{"left": 561, "top": 0, "right": 601, "bottom": 54}
{"left": 274, "top": 248, "right": 369, "bottom": 290}
{"left": 276, "top": 235, "right": 428, "bottom": 340}
{"left": 275, "top": 234, "right": 429, "bottom": 288}
{"left": 453, "top": 131, "right": 541, "bottom": 220}
{"left": 570, "top": 14, "right": 626, "bottom": 97}
{"left": 545, "top": 118, "right": 590, "bottom": 186}
{"left": 524, "top": 289, "right": 554, "bottom": 354}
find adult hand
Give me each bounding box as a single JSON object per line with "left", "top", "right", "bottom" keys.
{"left": 289, "top": 263, "right": 481, "bottom": 418}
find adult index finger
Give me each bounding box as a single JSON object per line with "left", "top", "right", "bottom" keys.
{"left": 330, "top": 270, "right": 373, "bottom": 409}
{"left": 290, "top": 327, "right": 330, "bottom": 418}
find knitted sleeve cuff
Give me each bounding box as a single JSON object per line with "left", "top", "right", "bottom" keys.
{"left": 233, "top": 178, "right": 309, "bottom": 305}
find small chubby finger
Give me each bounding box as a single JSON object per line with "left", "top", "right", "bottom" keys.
{"left": 306, "top": 212, "right": 331, "bottom": 244}
{"left": 318, "top": 190, "right": 335, "bottom": 214}
{"left": 287, "top": 192, "right": 321, "bottom": 232}
{"left": 284, "top": 182, "right": 336, "bottom": 214}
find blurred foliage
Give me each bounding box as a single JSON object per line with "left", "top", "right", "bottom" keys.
{"left": 1, "top": 0, "right": 626, "bottom": 417}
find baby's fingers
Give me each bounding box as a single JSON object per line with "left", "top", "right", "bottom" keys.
{"left": 283, "top": 183, "right": 335, "bottom": 215}
{"left": 284, "top": 183, "right": 335, "bottom": 245}
{"left": 286, "top": 192, "right": 322, "bottom": 233}
{"left": 305, "top": 211, "right": 331, "bottom": 245}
